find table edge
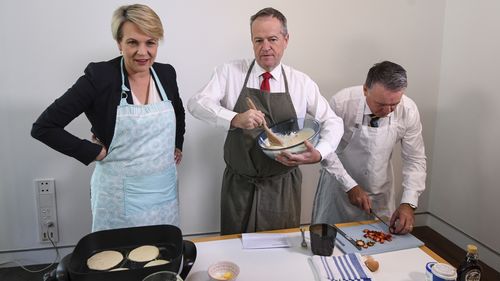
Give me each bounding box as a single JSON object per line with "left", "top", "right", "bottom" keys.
{"left": 187, "top": 221, "right": 449, "bottom": 264}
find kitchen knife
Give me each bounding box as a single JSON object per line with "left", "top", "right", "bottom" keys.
{"left": 370, "top": 208, "right": 391, "bottom": 229}
{"left": 333, "top": 225, "right": 362, "bottom": 251}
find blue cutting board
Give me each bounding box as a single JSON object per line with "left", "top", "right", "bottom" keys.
{"left": 335, "top": 222, "right": 424, "bottom": 255}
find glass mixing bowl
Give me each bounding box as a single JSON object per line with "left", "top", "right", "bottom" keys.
{"left": 257, "top": 117, "right": 320, "bottom": 159}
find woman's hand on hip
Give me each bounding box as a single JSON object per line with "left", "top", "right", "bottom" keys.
{"left": 95, "top": 146, "right": 107, "bottom": 161}
{"left": 174, "top": 148, "right": 183, "bottom": 164}
{"left": 92, "top": 134, "right": 107, "bottom": 161}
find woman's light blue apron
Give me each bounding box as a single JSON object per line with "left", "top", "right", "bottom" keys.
{"left": 90, "top": 58, "right": 178, "bottom": 232}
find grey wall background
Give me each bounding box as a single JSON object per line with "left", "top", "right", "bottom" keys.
{"left": 427, "top": 0, "right": 500, "bottom": 270}
{"left": 0, "top": 0, "right": 498, "bottom": 270}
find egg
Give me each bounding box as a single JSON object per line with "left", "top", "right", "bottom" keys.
{"left": 221, "top": 271, "right": 234, "bottom": 280}
{"left": 364, "top": 257, "right": 380, "bottom": 272}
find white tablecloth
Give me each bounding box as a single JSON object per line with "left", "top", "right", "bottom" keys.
{"left": 185, "top": 231, "right": 440, "bottom": 281}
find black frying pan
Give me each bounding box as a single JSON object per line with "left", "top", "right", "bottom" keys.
{"left": 44, "top": 225, "right": 196, "bottom": 281}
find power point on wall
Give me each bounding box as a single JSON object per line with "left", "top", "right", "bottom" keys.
{"left": 34, "top": 179, "right": 59, "bottom": 243}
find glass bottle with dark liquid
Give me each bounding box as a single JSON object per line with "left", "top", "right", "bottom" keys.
{"left": 457, "top": 244, "right": 482, "bottom": 281}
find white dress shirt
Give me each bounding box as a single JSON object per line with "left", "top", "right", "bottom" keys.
{"left": 322, "top": 86, "right": 426, "bottom": 207}
{"left": 188, "top": 59, "right": 344, "bottom": 158}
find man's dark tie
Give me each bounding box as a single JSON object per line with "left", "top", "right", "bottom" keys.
{"left": 369, "top": 114, "right": 380, "bottom": 127}
{"left": 260, "top": 72, "right": 272, "bottom": 92}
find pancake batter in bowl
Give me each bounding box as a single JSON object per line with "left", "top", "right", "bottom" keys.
{"left": 265, "top": 128, "right": 315, "bottom": 149}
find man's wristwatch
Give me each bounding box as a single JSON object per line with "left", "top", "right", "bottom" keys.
{"left": 402, "top": 203, "right": 417, "bottom": 210}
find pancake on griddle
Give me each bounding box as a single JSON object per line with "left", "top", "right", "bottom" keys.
{"left": 87, "top": 250, "right": 123, "bottom": 271}
{"left": 128, "top": 245, "right": 160, "bottom": 262}
{"left": 144, "top": 259, "right": 170, "bottom": 267}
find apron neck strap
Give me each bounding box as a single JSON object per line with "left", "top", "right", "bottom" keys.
{"left": 119, "top": 57, "right": 129, "bottom": 105}
{"left": 120, "top": 57, "right": 169, "bottom": 102}
{"left": 244, "top": 60, "right": 288, "bottom": 92}
{"left": 281, "top": 65, "right": 289, "bottom": 93}
{"left": 150, "top": 66, "right": 169, "bottom": 101}
{"left": 120, "top": 57, "right": 130, "bottom": 93}
{"left": 243, "top": 60, "right": 256, "bottom": 87}
{"left": 355, "top": 98, "right": 365, "bottom": 125}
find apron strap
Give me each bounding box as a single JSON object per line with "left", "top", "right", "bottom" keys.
{"left": 244, "top": 60, "right": 288, "bottom": 92}
{"left": 355, "top": 98, "right": 365, "bottom": 126}
{"left": 225, "top": 164, "right": 298, "bottom": 182}
{"left": 120, "top": 57, "right": 130, "bottom": 93}
{"left": 243, "top": 60, "right": 256, "bottom": 88}
{"left": 150, "top": 66, "right": 170, "bottom": 101}
{"left": 119, "top": 57, "right": 130, "bottom": 106}
{"left": 281, "top": 65, "right": 289, "bottom": 93}
{"left": 120, "top": 57, "right": 170, "bottom": 103}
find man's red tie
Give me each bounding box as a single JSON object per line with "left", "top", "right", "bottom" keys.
{"left": 260, "top": 72, "right": 272, "bottom": 92}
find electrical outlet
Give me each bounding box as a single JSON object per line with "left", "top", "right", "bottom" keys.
{"left": 34, "top": 179, "right": 59, "bottom": 243}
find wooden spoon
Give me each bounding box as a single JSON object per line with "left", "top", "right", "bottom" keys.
{"left": 245, "top": 97, "right": 285, "bottom": 146}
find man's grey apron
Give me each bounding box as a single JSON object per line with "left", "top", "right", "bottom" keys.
{"left": 312, "top": 98, "right": 398, "bottom": 224}
{"left": 90, "top": 58, "right": 179, "bottom": 232}
{"left": 221, "top": 60, "right": 301, "bottom": 235}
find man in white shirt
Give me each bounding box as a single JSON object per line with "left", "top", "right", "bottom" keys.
{"left": 312, "top": 61, "right": 426, "bottom": 234}
{"left": 188, "top": 7, "right": 343, "bottom": 235}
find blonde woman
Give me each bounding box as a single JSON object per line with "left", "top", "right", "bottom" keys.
{"left": 31, "top": 4, "right": 185, "bottom": 231}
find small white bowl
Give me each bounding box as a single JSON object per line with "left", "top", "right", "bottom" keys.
{"left": 208, "top": 261, "right": 240, "bottom": 281}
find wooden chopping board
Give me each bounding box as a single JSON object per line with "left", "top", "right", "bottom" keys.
{"left": 335, "top": 222, "right": 424, "bottom": 255}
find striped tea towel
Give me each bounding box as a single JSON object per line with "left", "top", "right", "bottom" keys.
{"left": 311, "top": 253, "right": 372, "bottom": 281}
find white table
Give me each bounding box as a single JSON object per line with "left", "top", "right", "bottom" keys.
{"left": 186, "top": 226, "right": 447, "bottom": 281}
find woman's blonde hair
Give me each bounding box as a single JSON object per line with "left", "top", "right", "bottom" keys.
{"left": 111, "top": 4, "right": 164, "bottom": 42}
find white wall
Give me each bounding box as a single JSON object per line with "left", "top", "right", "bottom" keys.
{"left": 428, "top": 0, "right": 500, "bottom": 271}
{"left": 0, "top": 0, "right": 452, "bottom": 266}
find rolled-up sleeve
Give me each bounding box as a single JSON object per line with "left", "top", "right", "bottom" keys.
{"left": 187, "top": 65, "right": 237, "bottom": 130}
{"left": 321, "top": 152, "right": 357, "bottom": 192}
{"left": 320, "top": 87, "right": 359, "bottom": 192}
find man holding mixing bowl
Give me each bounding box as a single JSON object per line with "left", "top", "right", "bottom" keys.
{"left": 188, "top": 7, "right": 343, "bottom": 235}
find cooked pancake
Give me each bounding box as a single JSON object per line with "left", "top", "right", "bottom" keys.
{"left": 87, "top": 250, "right": 123, "bottom": 271}
{"left": 128, "top": 245, "right": 160, "bottom": 262}
{"left": 144, "top": 259, "right": 170, "bottom": 267}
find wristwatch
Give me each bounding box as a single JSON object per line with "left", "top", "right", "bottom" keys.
{"left": 402, "top": 203, "right": 417, "bottom": 210}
